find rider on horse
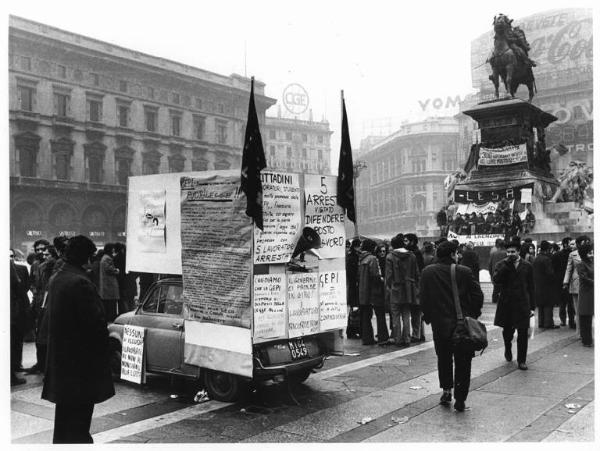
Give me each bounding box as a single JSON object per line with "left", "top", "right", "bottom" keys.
{"left": 493, "top": 13, "right": 536, "bottom": 68}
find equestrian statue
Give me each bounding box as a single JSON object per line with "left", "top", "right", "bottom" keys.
{"left": 488, "top": 13, "right": 536, "bottom": 102}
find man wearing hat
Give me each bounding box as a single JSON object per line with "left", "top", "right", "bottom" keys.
{"left": 421, "top": 241, "right": 483, "bottom": 412}
{"left": 533, "top": 241, "right": 559, "bottom": 329}
{"left": 493, "top": 237, "right": 535, "bottom": 370}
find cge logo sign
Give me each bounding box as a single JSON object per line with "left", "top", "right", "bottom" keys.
{"left": 282, "top": 83, "right": 309, "bottom": 115}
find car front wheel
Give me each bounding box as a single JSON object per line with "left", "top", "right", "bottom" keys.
{"left": 203, "top": 369, "right": 243, "bottom": 402}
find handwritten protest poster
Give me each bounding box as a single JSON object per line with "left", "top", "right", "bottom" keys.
{"left": 253, "top": 274, "right": 287, "bottom": 339}
{"left": 254, "top": 172, "right": 302, "bottom": 264}
{"left": 318, "top": 259, "right": 347, "bottom": 331}
{"left": 120, "top": 325, "right": 146, "bottom": 384}
{"left": 304, "top": 174, "right": 346, "bottom": 259}
{"left": 180, "top": 175, "right": 252, "bottom": 328}
{"left": 287, "top": 272, "right": 320, "bottom": 338}
{"left": 138, "top": 190, "right": 166, "bottom": 253}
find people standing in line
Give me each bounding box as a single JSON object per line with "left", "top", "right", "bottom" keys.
{"left": 357, "top": 239, "right": 383, "bottom": 345}
{"left": 460, "top": 241, "right": 480, "bottom": 282}
{"left": 10, "top": 249, "right": 31, "bottom": 385}
{"left": 42, "top": 235, "right": 114, "bottom": 443}
{"left": 575, "top": 243, "right": 594, "bottom": 347}
{"left": 533, "top": 241, "right": 559, "bottom": 329}
{"left": 404, "top": 233, "right": 425, "bottom": 342}
{"left": 99, "top": 243, "right": 121, "bottom": 322}
{"left": 519, "top": 242, "right": 535, "bottom": 264}
{"left": 29, "top": 240, "right": 49, "bottom": 342}
{"left": 374, "top": 244, "right": 390, "bottom": 345}
{"left": 563, "top": 235, "right": 591, "bottom": 334}
{"left": 345, "top": 239, "right": 361, "bottom": 337}
{"left": 552, "top": 237, "right": 575, "bottom": 328}
{"left": 386, "top": 234, "right": 419, "bottom": 348}
{"left": 421, "top": 241, "right": 484, "bottom": 412}
{"left": 493, "top": 238, "right": 535, "bottom": 370}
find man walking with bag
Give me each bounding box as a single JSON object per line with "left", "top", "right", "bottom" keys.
{"left": 421, "top": 241, "right": 484, "bottom": 412}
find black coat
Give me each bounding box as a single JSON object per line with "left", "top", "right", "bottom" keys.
{"left": 11, "top": 263, "right": 32, "bottom": 331}
{"left": 551, "top": 249, "right": 570, "bottom": 287}
{"left": 42, "top": 262, "right": 115, "bottom": 405}
{"left": 345, "top": 249, "right": 359, "bottom": 307}
{"left": 461, "top": 249, "right": 480, "bottom": 281}
{"left": 420, "top": 259, "right": 484, "bottom": 342}
{"left": 493, "top": 258, "right": 535, "bottom": 329}
{"left": 533, "top": 253, "right": 557, "bottom": 307}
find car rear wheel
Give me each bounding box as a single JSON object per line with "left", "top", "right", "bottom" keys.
{"left": 203, "top": 369, "right": 242, "bottom": 402}
{"left": 109, "top": 339, "right": 122, "bottom": 380}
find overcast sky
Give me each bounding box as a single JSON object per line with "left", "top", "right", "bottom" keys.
{"left": 4, "top": 0, "right": 595, "bottom": 159}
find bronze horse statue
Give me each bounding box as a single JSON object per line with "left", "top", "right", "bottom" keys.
{"left": 488, "top": 14, "right": 536, "bottom": 102}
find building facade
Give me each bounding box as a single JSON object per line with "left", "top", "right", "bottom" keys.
{"left": 463, "top": 8, "right": 593, "bottom": 176}
{"left": 355, "top": 117, "right": 460, "bottom": 238}
{"left": 9, "top": 16, "right": 275, "bottom": 252}
{"left": 263, "top": 116, "right": 333, "bottom": 174}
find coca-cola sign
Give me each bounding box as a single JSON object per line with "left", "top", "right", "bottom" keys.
{"left": 470, "top": 8, "right": 592, "bottom": 91}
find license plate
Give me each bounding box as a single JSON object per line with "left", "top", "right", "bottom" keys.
{"left": 288, "top": 338, "right": 309, "bottom": 360}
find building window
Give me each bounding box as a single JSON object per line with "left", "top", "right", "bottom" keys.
{"left": 270, "top": 145, "right": 276, "bottom": 156}
{"left": 269, "top": 130, "right": 276, "bottom": 139}
{"left": 172, "top": 93, "right": 180, "bottom": 104}
{"left": 57, "top": 65, "right": 67, "bottom": 79}
{"left": 117, "top": 104, "right": 129, "bottom": 128}
{"left": 218, "top": 104, "right": 224, "bottom": 114}
{"left": 142, "top": 160, "right": 159, "bottom": 175}
{"left": 411, "top": 158, "right": 426, "bottom": 173}
{"left": 20, "top": 56, "right": 31, "bottom": 71}
{"left": 302, "top": 134, "right": 308, "bottom": 143}
{"left": 54, "top": 92, "right": 70, "bottom": 117}
{"left": 88, "top": 156, "right": 103, "bottom": 183}
{"left": 169, "top": 157, "right": 185, "bottom": 173}
{"left": 116, "top": 159, "right": 131, "bottom": 185}
{"left": 147, "top": 86, "right": 155, "bottom": 99}
{"left": 145, "top": 107, "right": 158, "bottom": 132}
{"left": 302, "top": 148, "right": 307, "bottom": 159}
{"left": 19, "top": 148, "right": 36, "bottom": 177}
{"left": 17, "top": 85, "right": 35, "bottom": 111}
{"left": 286, "top": 146, "right": 292, "bottom": 159}
{"left": 171, "top": 114, "right": 181, "bottom": 136}
{"left": 192, "top": 158, "right": 208, "bottom": 171}
{"left": 286, "top": 132, "right": 292, "bottom": 141}
{"left": 216, "top": 121, "right": 228, "bottom": 144}
{"left": 193, "top": 115, "right": 205, "bottom": 140}
{"left": 55, "top": 153, "right": 70, "bottom": 180}
{"left": 87, "top": 98, "right": 102, "bottom": 122}
{"left": 317, "top": 135, "right": 324, "bottom": 144}
{"left": 91, "top": 73, "right": 99, "bottom": 86}
{"left": 195, "top": 98, "right": 202, "bottom": 109}
{"left": 317, "top": 149, "right": 323, "bottom": 160}
{"left": 119, "top": 80, "right": 128, "bottom": 92}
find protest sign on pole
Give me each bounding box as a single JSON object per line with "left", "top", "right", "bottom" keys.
{"left": 120, "top": 325, "right": 146, "bottom": 384}
{"left": 304, "top": 174, "right": 346, "bottom": 259}
{"left": 254, "top": 171, "right": 302, "bottom": 264}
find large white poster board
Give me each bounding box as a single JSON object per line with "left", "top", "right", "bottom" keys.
{"left": 253, "top": 273, "right": 287, "bottom": 339}
{"left": 120, "top": 325, "right": 146, "bottom": 384}
{"left": 318, "top": 259, "right": 347, "bottom": 331}
{"left": 287, "top": 272, "right": 320, "bottom": 338}
{"left": 254, "top": 171, "right": 302, "bottom": 264}
{"left": 304, "top": 174, "right": 346, "bottom": 259}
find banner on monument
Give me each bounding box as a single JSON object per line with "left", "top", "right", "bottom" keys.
{"left": 454, "top": 183, "right": 534, "bottom": 204}
{"left": 253, "top": 171, "right": 302, "bottom": 264}
{"left": 478, "top": 144, "right": 527, "bottom": 166}
{"left": 447, "top": 231, "right": 505, "bottom": 247}
{"left": 455, "top": 200, "right": 514, "bottom": 216}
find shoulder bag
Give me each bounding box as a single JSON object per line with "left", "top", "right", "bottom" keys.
{"left": 450, "top": 264, "right": 488, "bottom": 353}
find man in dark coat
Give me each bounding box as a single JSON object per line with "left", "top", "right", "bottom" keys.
{"left": 489, "top": 239, "right": 507, "bottom": 304}
{"left": 357, "top": 239, "right": 384, "bottom": 345}
{"left": 461, "top": 241, "right": 480, "bottom": 282}
{"left": 421, "top": 241, "right": 484, "bottom": 412}
{"left": 10, "top": 251, "right": 31, "bottom": 385}
{"left": 533, "top": 241, "right": 558, "bottom": 329}
{"left": 552, "top": 237, "right": 574, "bottom": 327}
{"left": 405, "top": 233, "right": 425, "bottom": 342}
{"left": 493, "top": 237, "right": 535, "bottom": 370}
{"left": 42, "top": 235, "right": 115, "bottom": 443}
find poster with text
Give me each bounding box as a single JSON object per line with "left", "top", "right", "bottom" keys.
{"left": 287, "top": 272, "right": 320, "bottom": 338}
{"left": 180, "top": 175, "right": 252, "bottom": 328}
{"left": 304, "top": 174, "right": 346, "bottom": 259}
{"left": 254, "top": 171, "right": 302, "bottom": 264}
{"left": 138, "top": 190, "right": 166, "bottom": 253}
{"left": 253, "top": 274, "right": 287, "bottom": 339}
{"left": 318, "top": 259, "right": 347, "bottom": 331}
{"left": 120, "top": 325, "right": 146, "bottom": 384}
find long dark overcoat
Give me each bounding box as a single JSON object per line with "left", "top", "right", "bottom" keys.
{"left": 576, "top": 259, "right": 594, "bottom": 316}
{"left": 42, "top": 262, "right": 115, "bottom": 405}
{"left": 420, "top": 260, "right": 484, "bottom": 342}
{"left": 532, "top": 253, "right": 557, "bottom": 307}
{"left": 493, "top": 258, "right": 535, "bottom": 329}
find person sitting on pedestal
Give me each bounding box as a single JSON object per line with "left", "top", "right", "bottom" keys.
{"left": 454, "top": 213, "right": 465, "bottom": 234}
{"left": 524, "top": 207, "right": 536, "bottom": 233}
{"left": 475, "top": 213, "right": 486, "bottom": 234}
{"left": 485, "top": 212, "right": 495, "bottom": 234}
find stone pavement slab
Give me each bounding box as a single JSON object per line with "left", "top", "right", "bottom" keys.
{"left": 543, "top": 401, "right": 595, "bottom": 442}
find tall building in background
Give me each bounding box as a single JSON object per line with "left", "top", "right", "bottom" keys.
{"left": 9, "top": 16, "right": 276, "bottom": 252}
{"left": 463, "top": 8, "right": 593, "bottom": 175}
{"left": 263, "top": 115, "right": 333, "bottom": 174}
{"left": 355, "top": 117, "right": 460, "bottom": 238}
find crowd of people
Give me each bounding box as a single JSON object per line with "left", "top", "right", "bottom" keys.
{"left": 346, "top": 232, "right": 594, "bottom": 411}
{"left": 9, "top": 237, "right": 150, "bottom": 388}
{"left": 437, "top": 199, "right": 536, "bottom": 236}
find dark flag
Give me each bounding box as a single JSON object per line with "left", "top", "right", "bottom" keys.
{"left": 240, "top": 77, "right": 267, "bottom": 230}
{"left": 337, "top": 93, "right": 356, "bottom": 223}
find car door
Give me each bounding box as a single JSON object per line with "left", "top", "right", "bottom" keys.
{"left": 135, "top": 282, "right": 184, "bottom": 373}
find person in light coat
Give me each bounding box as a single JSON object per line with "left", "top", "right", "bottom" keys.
{"left": 563, "top": 235, "right": 591, "bottom": 334}
{"left": 575, "top": 243, "right": 593, "bottom": 347}
{"left": 99, "top": 243, "right": 120, "bottom": 322}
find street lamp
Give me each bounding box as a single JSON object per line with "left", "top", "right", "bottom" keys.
{"left": 352, "top": 160, "right": 368, "bottom": 237}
